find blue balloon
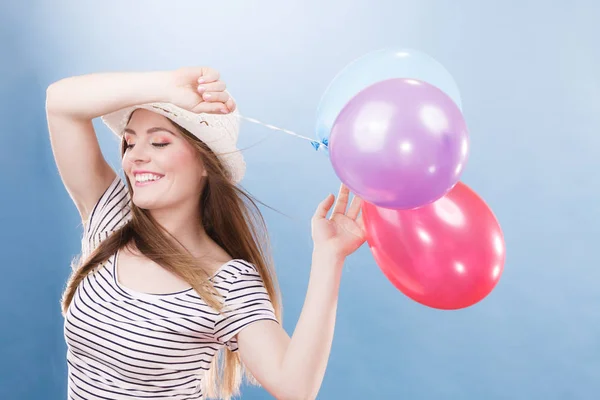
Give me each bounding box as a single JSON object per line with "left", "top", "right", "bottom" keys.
{"left": 315, "top": 48, "right": 462, "bottom": 152}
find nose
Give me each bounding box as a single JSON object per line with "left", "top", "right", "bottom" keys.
{"left": 126, "top": 142, "right": 151, "bottom": 164}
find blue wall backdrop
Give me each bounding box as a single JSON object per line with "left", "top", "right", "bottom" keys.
{"left": 1, "top": 0, "right": 599, "bottom": 398}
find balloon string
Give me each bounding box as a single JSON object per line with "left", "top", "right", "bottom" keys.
{"left": 239, "top": 115, "right": 329, "bottom": 152}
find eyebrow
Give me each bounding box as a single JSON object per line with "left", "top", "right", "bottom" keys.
{"left": 123, "top": 127, "right": 177, "bottom": 136}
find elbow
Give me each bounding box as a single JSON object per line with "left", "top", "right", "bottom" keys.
{"left": 274, "top": 391, "right": 315, "bottom": 400}
{"left": 45, "top": 79, "right": 71, "bottom": 115}
{"left": 272, "top": 382, "right": 319, "bottom": 400}
{"left": 45, "top": 82, "right": 61, "bottom": 115}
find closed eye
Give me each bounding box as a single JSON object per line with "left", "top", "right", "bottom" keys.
{"left": 124, "top": 143, "right": 169, "bottom": 150}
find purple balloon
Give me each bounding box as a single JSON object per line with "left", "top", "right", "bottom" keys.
{"left": 329, "top": 78, "right": 469, "bottom": 210}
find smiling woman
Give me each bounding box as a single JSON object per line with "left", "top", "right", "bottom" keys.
{"left": 45, "top": 67, "right": 366, "bottom": 400}
{"left": 121, "top": 111, "right": 209, "bottom": 211}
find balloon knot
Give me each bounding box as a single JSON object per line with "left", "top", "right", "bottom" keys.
{"left": 311, "top": 138, "right": 329, "bottom": 152}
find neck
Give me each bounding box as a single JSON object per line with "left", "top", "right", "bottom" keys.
{"left": 148, "top": 202, "right": 212, "bottom": 257}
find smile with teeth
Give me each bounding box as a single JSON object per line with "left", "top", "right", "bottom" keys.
{"left": 134, "top": 173, "right": 164, "bottom": 185}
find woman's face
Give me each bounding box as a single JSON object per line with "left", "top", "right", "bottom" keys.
{"left": 121, "top": 109, "right": 206, "bottom": 210}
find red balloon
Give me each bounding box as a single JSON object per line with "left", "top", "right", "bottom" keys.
{"left": 362, "top": 182, "right": 505, "bottom": 310}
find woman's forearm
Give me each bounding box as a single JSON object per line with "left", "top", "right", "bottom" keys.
{"left": 46, "top": 71, "right": 171, "bottom": 120}
{"left": 279, "top": 249, "right": 344, "bottom": 399}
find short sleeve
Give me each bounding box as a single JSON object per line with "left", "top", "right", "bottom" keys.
{"left": 81, "top": 175, "right": 131, "bottom": 260}
{"left": 213, "top": 261, "right": 279, "bottom": 352}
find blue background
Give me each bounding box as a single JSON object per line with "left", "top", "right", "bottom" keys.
{"left": 1, "top": 0, "right": 599, "bottom": 398}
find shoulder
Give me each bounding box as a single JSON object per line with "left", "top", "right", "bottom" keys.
{"left": 84, "top": 175, "right": 130, "bottom": 227}
{"left": 211, "top": 259, "right": 260, "bottom": 286}
{"left": 210, "top": 259, "right": 269, "bottom": 298}
{"left": 80, "top": 175, "right": 131, "bottom": 259}
{"left": 211, "top": 258, "right": 278, "bottom": 349}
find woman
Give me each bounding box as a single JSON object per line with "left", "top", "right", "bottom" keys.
{"left": 46, "top": 66, "right": 366, "bottom": 400}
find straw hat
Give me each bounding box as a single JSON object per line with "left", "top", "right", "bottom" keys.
{"left": 101, "top": 102, "right": 245, "bottom": 183}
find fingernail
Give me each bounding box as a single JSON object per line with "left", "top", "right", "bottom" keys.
{"left": 220, "top": 108, "right": 229, "bottom": 113}
{"left": 197, "top": 85, "right": 205, "bottom": 93}
{"left": 203, "top": 93, "right": 212, "bottom": 99}
{"left": 197, "top": 78, "right": 205, "bottom": 84}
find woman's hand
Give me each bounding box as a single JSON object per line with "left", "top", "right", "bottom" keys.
{"left": 165, "top": 66, "right": 236, "bottom": 114}
{"left": 311, "top": 183, "right": 366, "bottom": 261}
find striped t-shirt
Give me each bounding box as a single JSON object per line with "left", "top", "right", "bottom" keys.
{"left": 64, "top": 176, "right": 279, "bottom": 399}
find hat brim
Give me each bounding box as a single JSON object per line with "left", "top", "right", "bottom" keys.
{"left": 101, "top": 103, "right": 246, "bottom": 183}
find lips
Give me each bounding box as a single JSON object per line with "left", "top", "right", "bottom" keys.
{"left": 133, "top": 171, "right": 164, "bottom": 186}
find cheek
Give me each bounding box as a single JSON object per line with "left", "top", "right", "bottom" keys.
{"left": 120, "top": 154, "right": 128, "bottom": 170}
{"left": 164, "top": 148, "right": 196, "bottom": 171}
{"left": 164, "top": 148, "right": 205, "bottom": 182}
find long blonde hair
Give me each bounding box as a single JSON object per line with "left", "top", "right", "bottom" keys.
{"left": 61, "top": 117, "right": 282, "bottom": 399}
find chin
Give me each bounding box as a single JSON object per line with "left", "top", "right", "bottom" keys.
{"left": 131, "top": 194, "right": 166, "bottom": 211}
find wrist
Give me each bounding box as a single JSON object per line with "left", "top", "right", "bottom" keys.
{"left": 147, "top": 70, "right": 178, "bottom": 103}
{"left": 313, "top": 245, "right": 344, "bottom": 260}
{"left": 311, "top": 247, "right": 345, "bottom": 273}
{"left": 309, "top": 249, "right": 344, "bottom": 294}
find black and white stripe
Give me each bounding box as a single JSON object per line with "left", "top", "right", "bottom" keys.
{"left": 80, "top": 175, "right": 131, "bottom": 261}
{"left": 64, "top": 176, "right": 278, "bottom": 399}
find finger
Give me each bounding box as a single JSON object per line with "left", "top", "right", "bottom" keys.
{"left": 192, "top": 101, "right": 228, "bottom": 114}
{"left": 201, "top": 91, "right": 230, "bottom": 103}
{"left": 331, "top": 183, "right": 350, "bottom": 215}
{"left": 356, "top": 213, "right": 365, "bottom": 231}
{"left": 197, "top": 67, "right": 220, "bottom": 84}
{"left": 225, "top": 97, "right": 236, "bottom": 112}
{"left": 314, "top": 194, "right": 335, "bottom": 220}
{"left": 197, "top": 81, "right": 226, "bottom": 94}
{"left": 346, "top": 195, "right": 362, "bottom": 220}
